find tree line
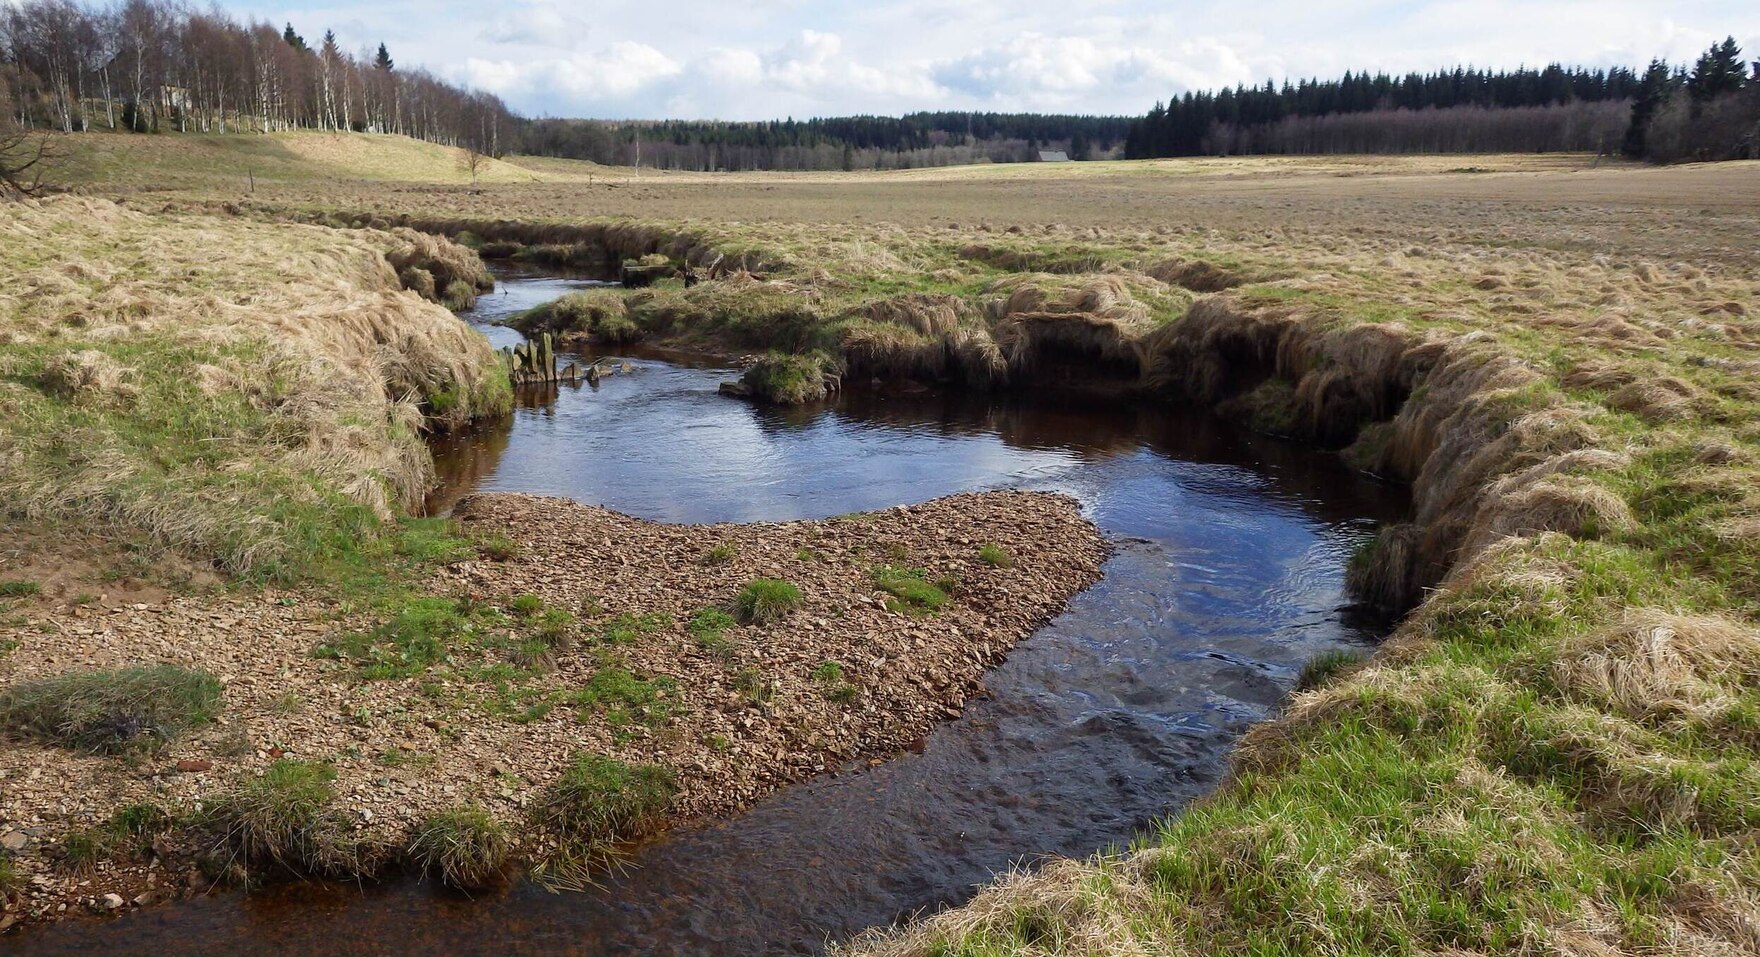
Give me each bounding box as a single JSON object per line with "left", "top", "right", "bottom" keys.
{"left": 1127, "top": 41, "right": 1760, "bottom": 162}
{"left": 1, "top": 0, "right": 514, "bottom": 152}
{"left": 520, "top": 112, "right": 1136, "bottom": 172}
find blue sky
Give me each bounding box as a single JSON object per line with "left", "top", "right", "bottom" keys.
{"left": 233, "top": 1, "right": 1760, "bottom": 120}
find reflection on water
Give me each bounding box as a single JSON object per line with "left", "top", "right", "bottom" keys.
{"left": 10, "top": 275, "right": 1410, "bottom": 957}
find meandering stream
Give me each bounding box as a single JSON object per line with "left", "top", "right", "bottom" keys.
{"left": 11, "top": 269, "right": 1408, "bottom": 956}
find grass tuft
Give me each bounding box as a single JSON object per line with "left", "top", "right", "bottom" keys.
{"left": 212, "top": 759, "right": 360, "bottom": 876}
{"left": 736, "top": 579, "right": 801, "bottom": 625}
{"left": 0, "top": 665, "right": 222, "bottom": 754}
{"left": 977, "top": 544, "right": 1014, "bottom": 568}
{"left": 1295, "top": 649, "right": 1368, "bottom": 693}
{"left": 539, "top": 753, "right": 677, "bottom": 845}
{"left": 872, "top": 566, "right": 949, "bottom": 615}
{"left": 407, "top": 805, "right": 511, "bottom": 891}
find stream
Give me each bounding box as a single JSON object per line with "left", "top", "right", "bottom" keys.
{"left": 11, "top": 268, "right": 1409, "bottom": 956}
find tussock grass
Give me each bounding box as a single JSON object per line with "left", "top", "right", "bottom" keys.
{"left": 736, "top": 579, "right": 801, "bottom": 625}
{"left": 408, "top": 805, "right": 511, "bottom": 890}
{"left": 213, "top": 759, "right": 364, "bottom": 876}
{"left": 739, "top": 351, "right": 841, "bottom": 404}
{"left": 539, "top": 753, "right": 677, "bottom": 846}
{"left": 0, "top": 664, "right": 222, "bottom": 754}
{"left": 0, "top": 198, "right": 510, "bottom": 579}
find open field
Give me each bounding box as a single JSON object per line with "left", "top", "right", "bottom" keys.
{"left": 9, "top": 132, "right": 1760, "bottom": 952}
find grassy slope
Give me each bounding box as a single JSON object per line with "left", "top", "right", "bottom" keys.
{"left": 0, "top": 195, "right": 510, "bottom": 579}
{"left": 53, "top": 131, "right": 581, "bottom": 191}
{"left": 38, "top": 132, "right": 1760, "bottom": 952}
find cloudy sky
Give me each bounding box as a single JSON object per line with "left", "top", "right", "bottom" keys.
{"left": 232, "top": 1, "right": 1759, "bottom": 120}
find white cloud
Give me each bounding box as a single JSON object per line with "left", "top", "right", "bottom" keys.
{"left": 462, "top": 41, "right": 682, "bottom": 104}
{"left": 481, "top": 3, "right": 594, "bottom": 48}
{"left": 363, "top": 0, "right": 1760, "bottom": 119}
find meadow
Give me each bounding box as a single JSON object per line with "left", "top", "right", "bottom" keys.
{"left": 6, "top": 132, "right": 1760, "bottom": 953}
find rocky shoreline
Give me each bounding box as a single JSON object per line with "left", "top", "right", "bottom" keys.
{"left": 0, "top": 490, "right": 1106, "bottom": 931}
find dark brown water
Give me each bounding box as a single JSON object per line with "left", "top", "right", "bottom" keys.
{"left": 10, "top": 271, "right": 1408, "bottom": 956}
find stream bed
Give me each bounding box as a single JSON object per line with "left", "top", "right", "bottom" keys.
{"left": 11, "top": 270, "right": 1409, "bottom": 956}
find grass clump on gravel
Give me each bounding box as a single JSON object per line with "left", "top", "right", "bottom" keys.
{"left": 62, "top": 803, "right": 173, "bottom": 872}
{"left": 0, "top": 664, "right": 222, "bottom": 754}
{"left": 977, "top": 544, "right": 1014, "bottom": 568}
{"left": 212, "top": 759, "right": 360, "bottom": 875}
{"left": 736, "top": 579, "right": 801, "bottom": 625}
{"left": 871, "top": 566, "right": 949, "bottom": 614}
{"left": 0, "top": 853, "right": 20, "bottom": 901}
{"left": 539, "top": 753, "right": 678, "bottom": 844}
{"left": 811, "top": 660, "right": 859, "bottom": 704}
{"left": 688, "top": 606, "right": 737, "bottom": 654}
{"left": 407, "top": 805, "right": 511, "bottom": 891}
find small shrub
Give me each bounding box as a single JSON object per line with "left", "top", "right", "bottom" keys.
{"left": 540, "top": 754, "right": 677, "bottom": 844}
{"left": 872, "top": 566, "right": 948, "bottom": 615}
{"left": 704, "top": 541, "right": 737, "bottom": 565}
{"left": 0, "top": 579, "right": 40, "bottom": 598}
{"left": 1295, "top": 649, "right": 1369, "bottom": 693}
{"left": 0, "top": 665, "right": 223, "bottom": 754}
{"left": 408, "top": 805, "right": 511, "bottom": 890}
{"left": 508, "top": 594, "right": 545, "bottom": 617}
{"left": 978, "top": 544, "right": 1014, "bottom": 568}
{"left": 530, "top": 608, "right": 575, "bottom": 647}
{"left": 736, "top": 579, "right": 801, "bottom": 625}
{"left": 213, "top": 759, "right": 357, "bottom": 875}
{"left": 810, "top": 660, "right": 845, "bottom": 684}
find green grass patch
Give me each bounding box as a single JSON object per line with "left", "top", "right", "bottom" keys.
{"left": 688, "top": 606, "right": 737, "bottom": 655}
{"left": 736, "top": 579, "right": 800, "bottom": 625}
{"left": 565, "top": 667, "right": 676, "bottom": 728}
{"left": 977, "top": 543, "right": 1014, "bottom": 568}
{"left": 0, "top": 664, "right": 222, "bottom": 754}
{"left": 704, "top": 541, "right": 737, "bottom": 565}
{"left": 598, "top": 611, "right": 671, "bottom": 645}
{"left": 811, "top": 660, "right": 858, "bottom": 704}
{"left": 871, "top": 566, "right": 949, "bottom": 614}
{"left": 0, "top": 579, "right": 40, "bottom": 598}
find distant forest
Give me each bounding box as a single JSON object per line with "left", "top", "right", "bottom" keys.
{"left": 1127, "top": 40, "right": 1760, "bottom": 163}
{"left": 2, "top": 0, "right": 1755, "bottom": 171}
{"left": 1, "top": 0, "right": 515, "bottom": 151}
{"left": 520, "top": 113, "right": 1136, "bottom": 172}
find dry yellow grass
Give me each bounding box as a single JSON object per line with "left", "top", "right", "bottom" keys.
{"left": 0, "top": 195, "right": 509, "bottom": 575}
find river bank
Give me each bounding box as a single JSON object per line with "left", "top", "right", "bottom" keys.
{"left": 0, "top": 490, "right": 1105, "bottom": 929}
